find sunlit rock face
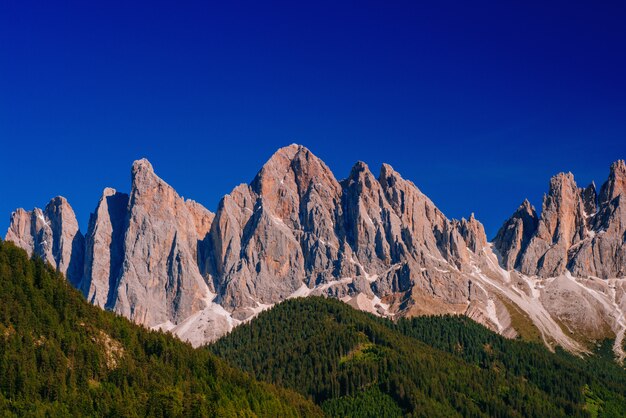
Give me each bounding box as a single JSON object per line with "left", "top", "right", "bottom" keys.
{"left": 112, "top": 158, "right": 214, "bottom": 327}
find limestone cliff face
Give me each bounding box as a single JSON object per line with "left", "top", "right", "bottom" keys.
{"left": 112, "top": 159, "right": 212, "bottom": 327}
{"left": 6, "top": 197, "right": 84, "bottom": 286}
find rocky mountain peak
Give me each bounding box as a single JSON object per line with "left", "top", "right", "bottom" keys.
{"left": 520, "top": 198, "right": 534, "bottom": 212}
{"left": 114, "top": 160, "right": 212, "bottom": 327}
{"left": 544, "top": 172, "right": 582, "bottom": 239}
{"left": 610, "top": 159, "right": 626, "bottom": 178}
{"left": 130, "top": 158, "right": 159, "bottom": 194}
{"left": 514, "top": 199, "right": 537, "bottom": 220}
{"left": 344, "top": 161, "right": 380, "bottom": 201}
{"left": 6, "top": 208, "right": 36, "bottom": 257}
{"left": 379, "top": 162, "right": 396, "bottom": 178}
{"left": 517, "top": 171, "right": 586, "bottom": 277}
{"left": 494, "top": 160, "right": 626, "bottom": 280}
{"left": 44, "top": 196, "right": 85, "bottom": 287}
{"left": 132, "top": 158, "right": 154, "bottom": 174}
{"left": 599, "top": 159, "right": 626, "bottom": 207}
{"left": 493, "top": 200, "right": 539, "bottom": 270}
{"left": 5, "top": 196, "right": 84, "bottom": 286}
{"left": 349, "top": 160, "right": 370, "bottom": 176}
{"left": 458, "top": 213, "right": 488, "bottom": 253}
{"left": 249, "top": 144, "right": 340, "bottom": 230}
{"left": 378, "top": 163, "right": 414, "bottom": 192}
{"left": 251, "top": 144, "right": 332, "bottom": 193}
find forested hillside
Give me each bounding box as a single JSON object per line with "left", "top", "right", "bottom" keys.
{"left": 211, "top": 297, "right": 626, "bottom": 417}
{"left": 0, "top": 240, "right": 322, "bottom": 417}
{"left": 2, "top": 234, "right": 625, "bottom": 418}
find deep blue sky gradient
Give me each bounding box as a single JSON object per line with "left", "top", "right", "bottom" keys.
{"left": 1, "top": 1, "right": 625, "bottom": 237}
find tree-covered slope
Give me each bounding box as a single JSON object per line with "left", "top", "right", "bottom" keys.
{"left": 0, "top": 240, "right": 322, "bottom": 417}
{"left": 211, "top": 297, "right": 626, "bottom": 418}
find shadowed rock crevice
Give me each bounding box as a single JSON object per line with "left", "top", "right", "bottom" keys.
{"left": 81, "top": 188, "right": 129, "bottom": 309}
{"left": 105, "top": 191, "right": 129, "bottom": 308}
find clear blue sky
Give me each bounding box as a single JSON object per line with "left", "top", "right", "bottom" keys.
{"left": 1, "top": 1, "right": 624, "bottom": 238}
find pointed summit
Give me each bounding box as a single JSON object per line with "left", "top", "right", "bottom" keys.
{"left": 547, "top": 172, "right": 577, "bottom": 200}
{"left": 250, "top": 144, "right": 340, "bottom": 226}
{"left": 132, "top": 157, "right": 154, "bottom": 173}
{"left": 349, "top": 160, "right": 370, "bottom": 175}
{"left": 378, "top": 163, "right": 408, "bottom": 191}
{"left": 5, "top": 196, "right": 84, "bottom": 286}
{"left": 517, "top": 170, "right": 587, "bottom": 277}
{"left": 251, "top": 144, "right": 317, "bottom": 184}
{"left": 114, "top": 159, "right": 213, "bottom": 327}
{"left": 251, "top": 144, "right": 332, "bottom": 189}
{"left": 598, "top": 159, "right": 626, "bottom": 206}
{"left": 520, "top": 199, "right": 534, "bottom": 212}
{"left": 379, "top": 163, "right": 397, "bottom": 179}
{"left": 458, "top": 213, "right": 487, "bottom": 253}
{"left": 610, "top": 159, "right": 626, "bottom": 176}
{"left": 345, "top": 161, "right": 377, "bottom": 193}
{"left": 130, "top": 158, "right": 160, "bottom": 193}
{"left": 493, "top": 199, "right": 539, "bottom": 270}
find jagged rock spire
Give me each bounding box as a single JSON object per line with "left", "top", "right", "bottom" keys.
{"left": 112, "top": 158, "right": 214, "bottom": 326}
{"left": 493, "top": 199, "right": 539, "bottom": 270}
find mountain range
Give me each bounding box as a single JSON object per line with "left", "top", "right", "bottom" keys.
{"left": 5, "top": 145, "right": 626, "bottom": 360}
